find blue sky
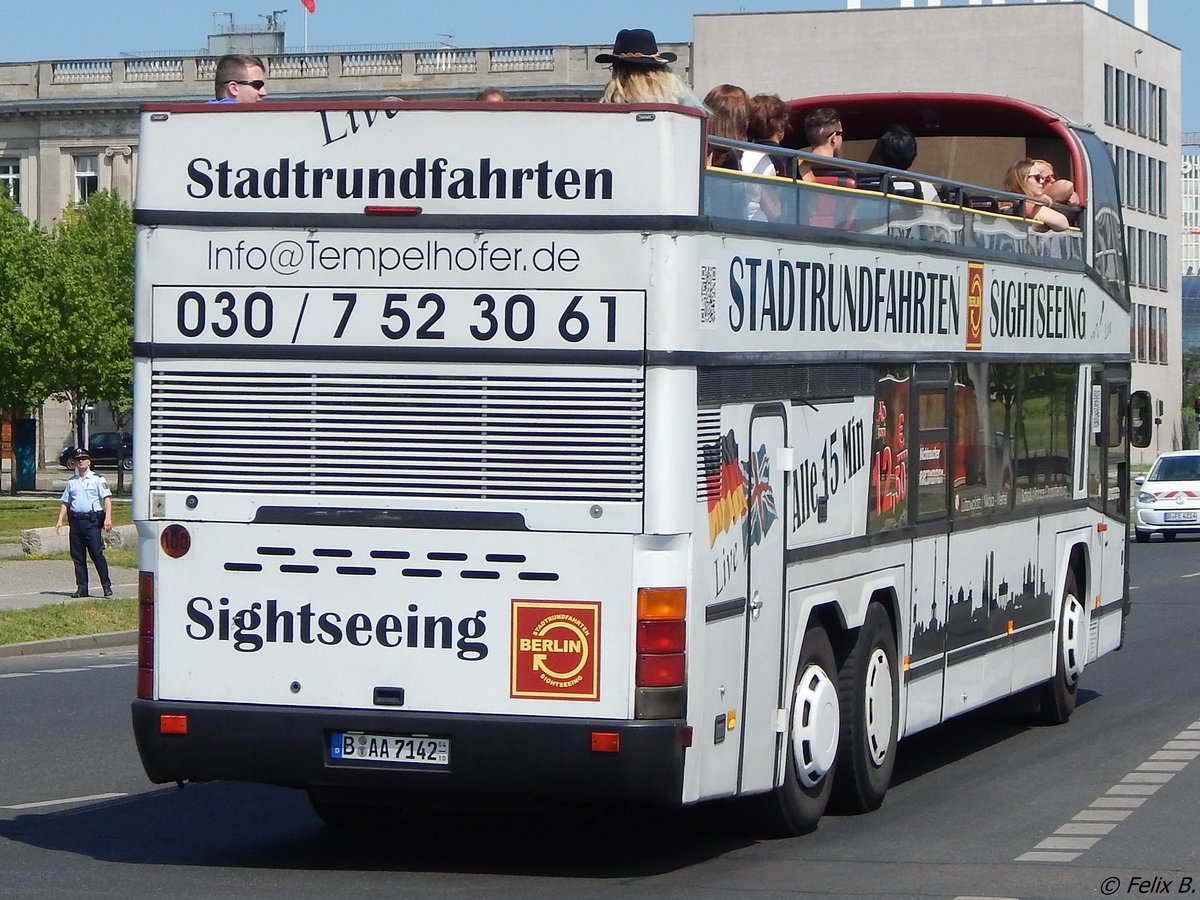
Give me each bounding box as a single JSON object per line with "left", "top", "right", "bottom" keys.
{"left": 2, "top": 1, "right": 1195, "bottom": 126}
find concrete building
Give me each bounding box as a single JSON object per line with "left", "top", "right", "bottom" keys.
{"left": 694, "top": 0, "right": 1180, "bottom": 463}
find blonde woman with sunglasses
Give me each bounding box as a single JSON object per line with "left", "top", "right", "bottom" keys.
{"left": 1002, "top": 158, "right": 1072, "bottom": 232}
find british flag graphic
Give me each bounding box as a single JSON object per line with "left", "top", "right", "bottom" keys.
{"left": 742, "top": 443, "right": 778, "bottom": 549}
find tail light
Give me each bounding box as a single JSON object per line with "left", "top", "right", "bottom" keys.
{"left": 634, "top": 587, "right": 686, "bottom": 719}
{"left": 137, "top": 571, "right": 154, "bottom": 700}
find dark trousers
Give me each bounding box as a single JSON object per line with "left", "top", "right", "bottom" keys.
{"left": 68, "top": 513, "right": 111, "bottom": 593}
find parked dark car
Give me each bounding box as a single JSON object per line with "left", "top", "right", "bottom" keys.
{"left": 59, "top": 431, "right": 133, "bottom": 471}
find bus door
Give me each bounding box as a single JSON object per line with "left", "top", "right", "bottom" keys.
{"left": 908, "top": 369, "right": 956, "bottom": 725}
{"left": 1094, "top": 366, "right": 1130, "bottom": 656}
{"left": 739, "top": 405, "right": 788, "bottom": 794}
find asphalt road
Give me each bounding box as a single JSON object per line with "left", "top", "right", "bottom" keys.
{"left": 0, "top": 539, "right": 1197, "bottom": 899}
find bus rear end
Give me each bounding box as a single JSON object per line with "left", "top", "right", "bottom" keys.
{"left": 130, "top": 101, "right": 705, "bottom": 813}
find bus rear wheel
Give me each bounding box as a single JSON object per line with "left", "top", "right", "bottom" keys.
{"left": 1039, "top": 570, "right": 1084, "bottom": 725}
{"left": 756, "top": 622, "right": 838, "bottom": 836}
{"left": 831, "top": 603, "right": 898, "bottom": 814}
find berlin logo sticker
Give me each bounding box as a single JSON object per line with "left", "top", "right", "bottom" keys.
{"left": 511, "top": 600, "right": 600, "bottom": 700}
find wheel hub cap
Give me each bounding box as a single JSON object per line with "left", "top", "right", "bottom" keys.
{"left": 791, "top": 662, "right": 839, "bottom": 787}
{"left": 863, "top": 648, "right": 895, "bottom": 767}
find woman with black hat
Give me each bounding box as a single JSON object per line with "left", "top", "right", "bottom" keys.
{"left": 596, "top": 28, "right": 702, "bottom": 108}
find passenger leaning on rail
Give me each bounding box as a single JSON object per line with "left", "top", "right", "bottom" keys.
{"left": 1028, "top": 158, "right": 1080, "bottom": 206}
{"left": 1002, "top": 158, "right": 1072, "bottom": 232}
{"left": 595, "top": 29, "right": 703, "bottom": 108}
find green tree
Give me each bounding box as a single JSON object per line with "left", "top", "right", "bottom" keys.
{"left": 42, "top": 190, "right": 135, "bottom": 463}
{"left": 0, "top": 192, "right": 54, "bottom": 491}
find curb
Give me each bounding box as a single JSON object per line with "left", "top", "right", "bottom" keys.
{"left": 0, "top": 630, "right": 137, "bottom": 658}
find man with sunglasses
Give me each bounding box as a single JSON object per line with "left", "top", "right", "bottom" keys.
{"left": 798, "top": 107, "right": 845, "bottom": 183}
{"left": 211, "top": 54, "right": 268, "bottom": 104}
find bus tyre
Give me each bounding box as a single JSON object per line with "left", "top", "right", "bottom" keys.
{"left": 1039, "top": 570, "right": 1084, "bottom": 725}
{"left": 757, "top": 622, "right": 839, "bottom": 836}
{"left": 831, "top": 603, "right": 898, "bottom": 814}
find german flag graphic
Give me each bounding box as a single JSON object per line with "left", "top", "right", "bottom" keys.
{"left": 707, "top": 430, "right": 749, "bottom": 546}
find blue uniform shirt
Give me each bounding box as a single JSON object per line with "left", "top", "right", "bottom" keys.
{"left": 60, "top": 470, "right": 112, "bottom": 515}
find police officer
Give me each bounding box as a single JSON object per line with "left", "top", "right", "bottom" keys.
{"left": 54, "top": 448, "right": 114, "bottom": 598}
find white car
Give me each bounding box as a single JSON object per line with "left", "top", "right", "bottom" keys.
{"left": 1133, "top": 450, "right": 1200, "bottom": 543}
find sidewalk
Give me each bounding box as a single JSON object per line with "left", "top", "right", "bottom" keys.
{"left": 0, "top": 559, "right": 139, "bottom": 658}
{"left": 0, "top": 559, "right": 139, "bottom": 611}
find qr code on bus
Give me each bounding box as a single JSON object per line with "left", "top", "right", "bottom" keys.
{"left": 699, "top": 264, "right": 717, "bottom": 327}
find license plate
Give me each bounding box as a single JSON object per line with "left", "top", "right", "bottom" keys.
{"left": 1163, "top": 511, "right": 1198, "bottom": 523}
{"left": 330, "top": 732, "right": 449, "bottom": 765}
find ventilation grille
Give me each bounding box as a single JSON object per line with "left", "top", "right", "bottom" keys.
{"left": 149, "top": 370, "right": 645, "bottom": 502}
{"left": 696, "top": 408, "right": 722, "bottom": 503}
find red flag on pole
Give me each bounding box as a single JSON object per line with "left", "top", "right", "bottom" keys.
{"left": 302, "top": 0, "right": 315, "bottom": 12}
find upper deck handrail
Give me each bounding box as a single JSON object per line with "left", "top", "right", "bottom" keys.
{"left": 703, "top": 135, "right": 1084, "bottom": 266}
{"left": 706, "top": 135, "right": 1080, "bottom": 222}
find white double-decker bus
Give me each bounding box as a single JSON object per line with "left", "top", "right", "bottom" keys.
{"left": 131, "top": 94, "right": 1151, "bottom": 834}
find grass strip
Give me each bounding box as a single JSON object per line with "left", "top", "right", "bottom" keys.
{"left": 0, "top": 498, "right": 133, "bottom": 544}
{"left": 0, "top": 598, "right": 137, "bottom": 645}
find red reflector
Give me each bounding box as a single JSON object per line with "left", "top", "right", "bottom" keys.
{"left": 364, "top": 205, "right": 423, "bottom": 216}
{"left": 138, "top": 571, "right": 154, "bottom": 603}
{"left": 137, "top": 667, "right": 153, "bottom": 701}
{"left": 138, "top": 601, "right": 154, "bottom": 638}
{"left": 637, "top": 620, "right": 685, "bottom": 653}
{"left": 160, "top": 714, "right": 187, "bottom": 735}
{"left": 590, "top": 732, "right": 620, "bottom": 753}
{"left": 636, "top": 652, "right": 685, "bottom": 687}
{"left": 681, "top": 725, "right": 693, "bottom": 748}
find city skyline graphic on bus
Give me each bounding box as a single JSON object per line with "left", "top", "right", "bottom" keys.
{"left": 910, "top": 549, "right": 1052, "bottom": 661}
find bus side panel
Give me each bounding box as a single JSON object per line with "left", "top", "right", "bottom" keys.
{"left": 686, "top": 402, "right": 756, "bottom": 803}
{"left": 943, "top": 519, "right": 1044, "bottom": 718}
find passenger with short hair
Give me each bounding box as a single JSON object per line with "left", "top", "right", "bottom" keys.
{"left": 799, "top": 107, "right": 844, "bottom": 182}
{"left": 211, "top": 54, "right": 267, "bottom": 104}
{"left": 1002, "top": 158, "right": 1071, "bottom": 232}
{"left": 475, "top": 88, "right": 506, "bottom": 102}
{"left": 747, "top": 93, "right": 790, "bottom": 177}
{"left": 596, "top": 29, "right": 702, "bottom": 108}
{"left": 866, "top": 123, "right": 939, "bottom": 201}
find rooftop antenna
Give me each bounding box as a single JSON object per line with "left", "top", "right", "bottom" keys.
{"left": 437, "top": 33, "right": 455, "bottom": 48}
{"left": 213, "top": 11, "right": 234, "bottom": 31}
{"left": 261, "top": 9, "right": 287, "bottom": 31}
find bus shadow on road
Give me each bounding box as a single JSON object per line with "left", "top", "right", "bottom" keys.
{"left": 887, "top": 687, "right": 1101, "bottom": 788}
{"left": 0, "top": 781, "right": 759, "bottom": 877}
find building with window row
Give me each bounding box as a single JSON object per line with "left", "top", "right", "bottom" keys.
{"left": 694, "top": 0, "right": 1180, "bottom": 464}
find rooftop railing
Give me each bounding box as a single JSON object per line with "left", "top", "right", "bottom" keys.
{"left": 704, "top": 137, "right": 1084, "bottom": 265}
{"left": 0, "top": 42, "right": 689, "bottom": 102}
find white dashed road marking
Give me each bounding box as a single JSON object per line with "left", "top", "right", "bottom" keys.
{"left": 1016, "top": 718, "right": 1200, "bottom": 862}
{"left": 0, "top": 661, "right": 135, "bottom": 680}
{"left": 1, "top": 792, "right": 128, "bottom": 810}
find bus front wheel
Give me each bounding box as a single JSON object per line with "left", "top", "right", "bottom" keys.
{"left": 756, "top": 622, "right": 838, "bottom": 836}
{"left": 1039, "top": 570, "right": 1084, "bottom": 725}
{"left": 831, "top": 603, "right": 898, "bottom": 814}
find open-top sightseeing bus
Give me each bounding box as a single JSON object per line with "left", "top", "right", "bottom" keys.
{"left": 130, "top": 92, "right": 1150, "bottom": 834}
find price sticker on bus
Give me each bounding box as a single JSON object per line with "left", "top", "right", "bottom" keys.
{"left": 153, "top": 286, "right": 645, "bottom": 352}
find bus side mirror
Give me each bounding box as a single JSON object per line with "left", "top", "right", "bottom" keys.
{"left": 1129, "top": 390, "right": 1153, "bottom": 448}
